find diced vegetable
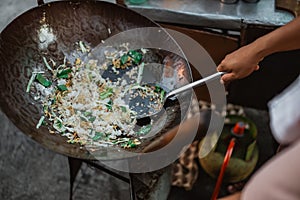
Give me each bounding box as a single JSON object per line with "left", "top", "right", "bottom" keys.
{"left": 67, "top": 139, "right": 77, "bottom": 144}
{"left": 100, "top": 88, "right": 113, "bottom": 99}
{"left": 57, "top": 84, "right": 68, "bottom": 91}
{"left": 82, "top": 111, "right": 96, "bottom": 123}
{"left": 83, "top": 111, "right": 92, "bottom": 116}
{"left": 160, "top": 90, "right": 166, "bottom": 102}
{"left": 120, "top": 54, "right": 129, "bottom": 65}
{"left": 53, "top": 117, "right": 66, "bottom": 133}
{"left": 80, "top": 116, "right": 89, "bottom": 122}
{"left": 137, "top": 125, "right": 152, "bottom": 135}
{"left": 43, "top": 105, "right": 48, "bottom": 113}
{"left": 92, "top": 132, "right": 104, "bottom": 141}
{"left": 154, "top": 85, "right": 164, "bottom": 93}
{"left": 120, "top": 106, "right": 127, "bottom": 113}
{"left": 89, "top": 116, "right": 96, "bottom": 123}
{"left": 36, "top": 73, "right": 52, "bottom": 87}
{"left": 42, "top": 56, "right": 53, "bottom": 71}
{"left": 57, "top": 68, "right": 72, "bottom": 79}
{"left": 121, "top": 139, "right": 137, "bottom": 148}
{"left": 106, "top": 100, "right": 113, "bottom": 111}
{"left": 128, "top": 50, "right": 142, "bottom": 64}
{"left": 26, "top": 73, "right": 36, "bottom": 93}
{"left": 36, "top": 116, "right": 45, "bottom": 129}
{"left": 29, "top": 43, "right": 159, "bottom": 149}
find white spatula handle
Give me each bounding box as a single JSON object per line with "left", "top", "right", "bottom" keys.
{"left": 167, "top": 71, "right": 226, "bottom": 98}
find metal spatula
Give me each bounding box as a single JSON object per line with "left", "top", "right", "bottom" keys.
{"left": 129, "top": 71, "right": 226, "bottom": 119}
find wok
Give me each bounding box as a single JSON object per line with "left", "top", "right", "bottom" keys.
{"left": 0, "top": 0, "right": 193, "bottom": 161}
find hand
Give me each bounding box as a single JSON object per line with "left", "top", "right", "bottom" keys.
{"left": 217, "top": 44, "right": 262, "bottom": 84}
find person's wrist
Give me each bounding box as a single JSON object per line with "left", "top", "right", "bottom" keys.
{"left": 251, "top": 39, "right": 267, "bottom": 63}
{"left": 254, "top": 34, "right": 280, "bottom": 62}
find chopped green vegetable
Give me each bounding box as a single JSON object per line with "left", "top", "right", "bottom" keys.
{"left": 26, "top": 73, "right": 36, "bottom": 93}
{"left": 160, "top": 90, "right": 166, "bottom": 102}
{"left": 57, "top": 84, "right": 68, "bottom": 91}
{"left": 36, "top": 73, "right": 52, "bottom": 87}
{"left": 137, "top": 125, "right": 152, "bottom": 135}
{"left": 42, "top": 56, "right": 53, "bottom": 71}
{"left": 53, "top": 117, "right": 66, "bottom": 132}
{"left": 80, "top": 111, "right": 95, "bottom": 122}
{"left": 92, "top": 132, "right": 104, "bottom": 141}
{"left": 67, "top": 139, "right": 76, "bottom": 144}
{"left": 83, "top": 111, "right": 92, "bottom": 117}
{"left": 154, "top": 85, "right": 163, "bottom": 93}
{"left": 51, "top": 97, "right": 56, "bottom": 105}
{"left": 89, "top": 116, "right": 96, "bottom": 123}
{"left": 120, "top": 54, "right": 129, "bottom": 65}
{"left": 29, "top": 43, "right": 155, "bottom": 149}
{"left": 111, "top": 138, "right": 130, "bottom": 145}
{"left": 120, "top": 106, "right": 127, "bottom": 112}
{"left": 80, "top": 116, "right": 88, "bottom": 122}
{"left": 128, "top": 50, "right": 142, "bottom": 64}
{"left": 129, "top": 143, "right": 137, "bottom": 148}
{"left": 100, "top": 88, "right": 113, "bottom": 99}
{"left": 36, "top": 116, "right": 45, "bottom": 129}
{"left": 106, "top": 100, "right": 113, "bottom": 111}
{"left": 121, "top": 140, "right": 137, "bottom": 148}
{"left": 43, "top": 105, "right": 48, "bottom": 113}
{"left": 57, "top": 68, "right": 72, "bottom": 79}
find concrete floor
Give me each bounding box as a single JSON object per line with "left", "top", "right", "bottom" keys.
{"left": 0, "top": 111, "right": 130, "bottom": 200}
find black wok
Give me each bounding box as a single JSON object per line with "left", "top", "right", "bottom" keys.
{"left": 0, "top": 0, "right": 193, "bottom": 161}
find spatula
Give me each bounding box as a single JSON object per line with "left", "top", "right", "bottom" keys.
{"left": 129, "top": 71, "right": 226, "bottom": 119}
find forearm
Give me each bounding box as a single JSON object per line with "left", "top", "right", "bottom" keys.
{"left": 251, "top": 16, "right": 300, "bottom": 59}
{"left": 217, "top": 16, "right": 300, "bottom": 83}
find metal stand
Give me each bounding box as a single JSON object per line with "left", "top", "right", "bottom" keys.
{"left": 67, "top": 157, "right": 136, "bottom": 200}
{"left": 68, "top": 157, "right": 82, "bottom": 200}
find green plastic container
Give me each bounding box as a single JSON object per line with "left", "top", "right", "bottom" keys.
{"left": 199, "top": 115, "right": 259, "bottom": 183}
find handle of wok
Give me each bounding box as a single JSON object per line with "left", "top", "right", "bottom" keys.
{"left": 37, "top": 0, "right": 127, "bottom": 7}
{"left": 167, "top": 71, "right": 226, "bottom": 98}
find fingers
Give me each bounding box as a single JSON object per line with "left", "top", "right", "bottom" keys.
{"left": 217, "top": 62, "right": 235, "bottom": 84}
{"left": 217, "top": 61, "right": 228, "bottom": 73}
{"left": 217, "top": 63, "right": 260, "bottom": 84}
{"left": 220, "top": 73, "right": 236, "bottom": 84}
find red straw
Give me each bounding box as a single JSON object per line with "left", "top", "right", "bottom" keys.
{"left": 211, "top": 138, "right": 236, "bottom": 200}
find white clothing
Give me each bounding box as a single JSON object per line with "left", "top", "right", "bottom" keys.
{"left": 268, "top": 76, "right": 300, "bottom": 145}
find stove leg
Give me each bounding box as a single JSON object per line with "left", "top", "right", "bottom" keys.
{"left": 129, "top": 173, "right": 136, "bottom": 200}
{"left": 68, "top": 157, "right": 82, "bottom": 200}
